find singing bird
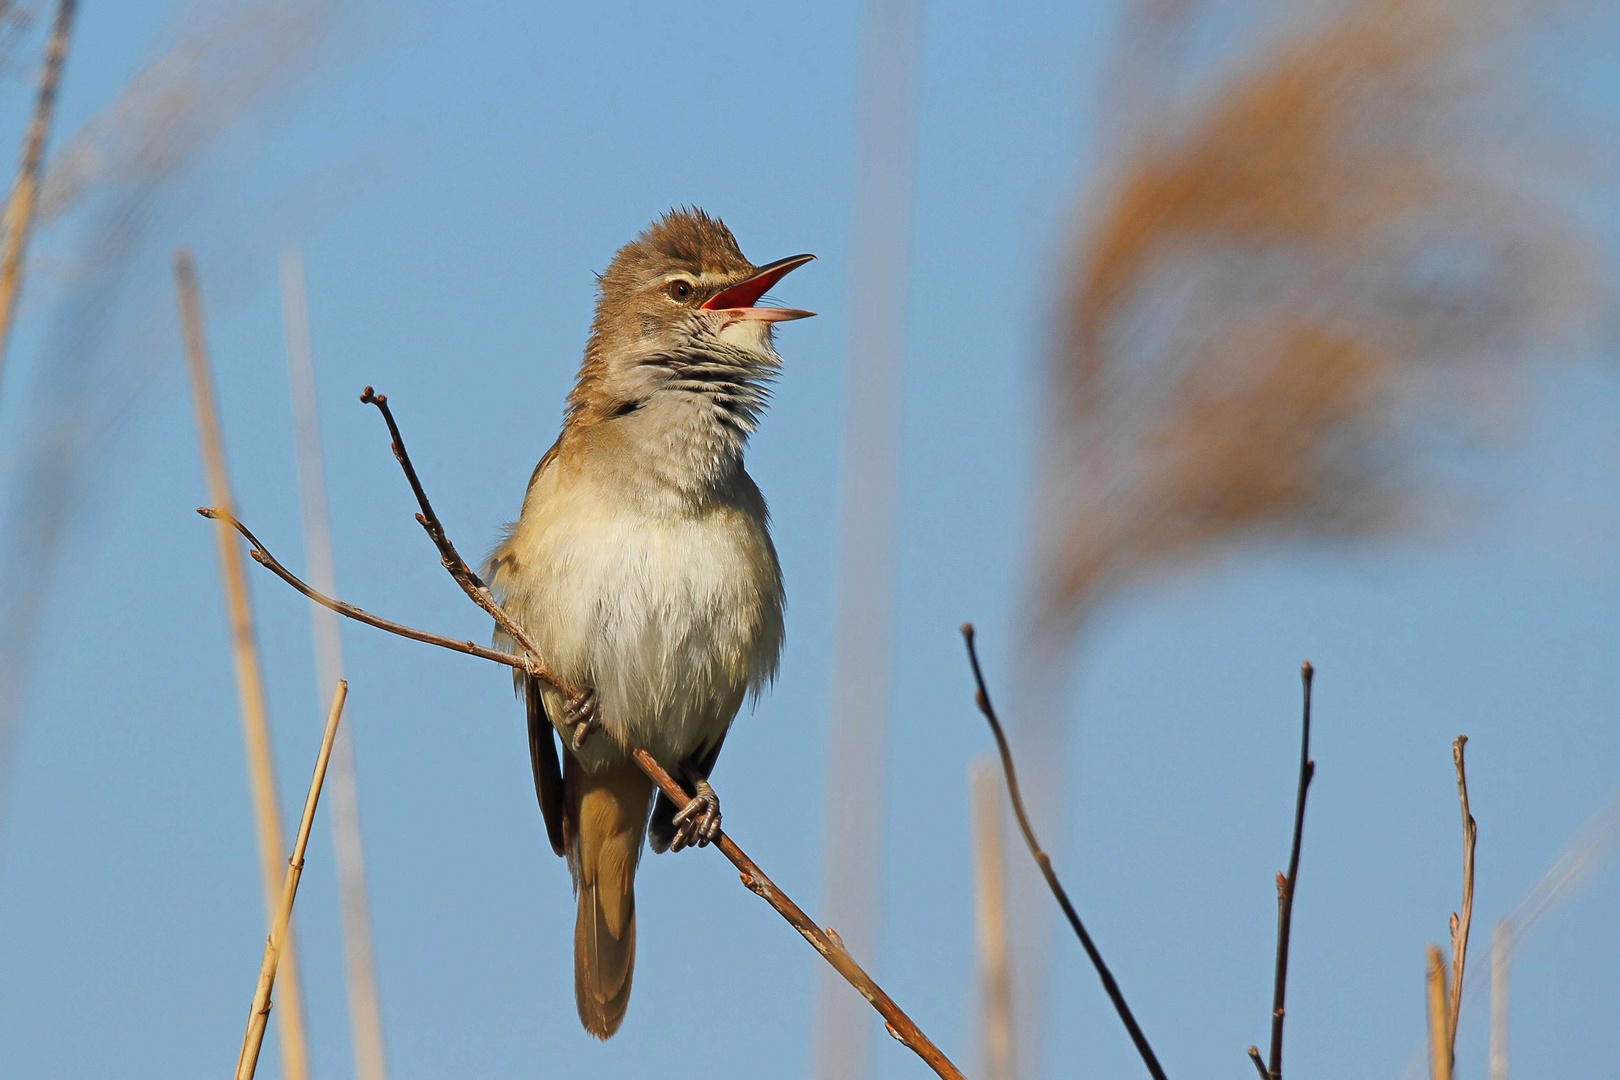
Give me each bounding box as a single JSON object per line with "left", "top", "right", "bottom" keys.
{"left": 486, "top": 209, "right": 813, "bottom": 1038}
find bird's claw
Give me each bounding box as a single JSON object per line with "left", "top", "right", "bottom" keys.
{"left": 563, "top": 687, "right": 600, "bottom": 751}
{"left": 669, "top": 779, "right": 721, "bottom": 851}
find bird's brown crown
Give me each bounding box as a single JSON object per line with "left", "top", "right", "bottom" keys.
{"left": 597, "top": 208, "right": 755, "bottom": 294}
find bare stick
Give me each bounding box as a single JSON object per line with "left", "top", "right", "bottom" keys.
{"left": 213, "top": 389, "right": 967, "bottom": 1080}
{"left": 960, "top": 623, "right": 1168, "bottom": 1080}
{"left": 970, "top": 759, "right": 1016, "bottom": 1080}
{"left": 175, "top": 249, "right": 311, "bottom": 1080}
{"left": 1246, "top": 1047, "right": 1268, "bottom": 1080}
{"left": 0, "top": 0, "right": 74, "bottom": 393}
{"left": 1259, "top": 662, "right": 1316, "bottom": 1080}
{"left": 236, "top": 681, "right": 348, "bottom": 1080}
{"left": 1448, "top": 735, "right": 1475, "bottom": 1060}
{"left": 199, "top": 508, "right": 536, "bottom": 675}
{"left": 1425, "top": 944, "right": 1451, "bottom": 1080}
{"left": 631, "top": 746, "right": 964, "bottom": 1079}
{"left": 280, "top": 250, "right": 390, "bottom": 1080}
{"left": 359, "top": 388, "right": 551, "bottom": 673}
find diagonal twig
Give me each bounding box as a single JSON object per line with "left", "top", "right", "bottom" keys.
{"left": 211, "top": 388, "right": 967, "bottom": 1080}
{"left": 198, "top": 507, "right": 545, "bottom": 678}
{"left": 628, "top": 744, "right": 961, "bottom": 1078}
{"left": 360, "top": 387, "right": 546, "bottom": 666}
{"left": 1447, "top": 734, "right": 1475, "bottom": 1060}
{"left": 1259, "top": 661, "right": 1316, "bottom": 1080}
{"left": 236, "top": 680, "right": 348, "bottom": 1080}
{"left": 960, "top": 623, "right": 1168, "bottom": 1080}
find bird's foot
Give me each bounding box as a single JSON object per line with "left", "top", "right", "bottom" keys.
{"left": 562, "top": 687, "right": 600, "bottom": 751}
{"left": 669, "top": 778, "right": 721, "bottom": 851}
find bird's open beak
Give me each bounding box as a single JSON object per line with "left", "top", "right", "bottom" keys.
{"left": 703, "top": 253, "right": 816, "bottom": 321}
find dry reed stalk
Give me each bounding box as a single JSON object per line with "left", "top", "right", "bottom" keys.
{"left": 0, "top": 0, "right": 338, "bottom": 815}
{"left": 1447, "top": 735, "right": 1476, "bottom": 1058}
{"left": 236, "top": 680, "right": 348, "bottom": 1080}
{"left": 970, "top": 758, "right": 1016, "bottom": 1080}
{"left": 816, "top": 0, "right": 922, "bottom": 1072}
{"left": 201, "top": 388, "right": 968, "bottom": 1080}
{"left": 1425, "top": 944, "right": 1451, "bottom": 1080}
{"left": 1488, "top": 919, "right": 1510, "bottom": 1080}
{"left": 280, "top": 249, "right": 389, "bottom": 1080}
{"left": 1487, "top": 788, "right": 1620, "bottom": 1075}
{"left": 1403, "top": 787, "right": 1619, "bottom": 1078}
{"left": 0, "top": 0, "right": 76, "bottom": 393}
{"left": 961, "top": 625, "right": 1166, "bottom": 1080}
{"left": 175, "top": 248, "right": 312, "bottom": 1080}
{"left": 1506, "top": 788, "right": 1620, "bottom": 936}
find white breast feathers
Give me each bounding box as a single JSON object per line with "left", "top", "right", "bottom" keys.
{"left": 490, "top": 455, "right": 784, "bottom": 775}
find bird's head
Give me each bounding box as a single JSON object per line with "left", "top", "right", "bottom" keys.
{"left": 571, "top": 208, "right": 814, "bottom": 425}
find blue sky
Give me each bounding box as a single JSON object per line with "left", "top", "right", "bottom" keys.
{"left": 0, "top": 2, "right": 1616, "bottom": 1079}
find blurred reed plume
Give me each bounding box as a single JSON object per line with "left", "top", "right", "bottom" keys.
{"left": 1009, "top": 0, "right": 1603, "bottom": 1071}
{"left": 1039, "top": 0, "right": 1595, "bottom": 632}
{"left": 0, "top": 4, "right": 33, "bottom": 71}
{"left": 0, "top": 0, "right": 75, "bottom": 388}
{"left": 37, "top": 0, "right": 333, "bottom": 225}
{"left": 0, "top": 0, "right": 337, "bottom": 817}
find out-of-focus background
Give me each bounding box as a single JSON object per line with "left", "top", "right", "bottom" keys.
{"left": 0, "top": 2, "right": 1616, "bottom": 1079}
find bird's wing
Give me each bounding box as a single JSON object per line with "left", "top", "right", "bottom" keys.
{"left": 526, "top": 675, "right": 568, "bottom": 857}
{"left": 524, "top": 434, "right": 564, "bottom": 499}
{"left": 693, "top": 729, "right": 728, "bottom": 778}
{"left": 647, "top": 728, "right": 730, "bottom": 853}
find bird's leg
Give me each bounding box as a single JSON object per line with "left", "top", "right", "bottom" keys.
{"left": 561, "top": 686, "right": 600, "bottom": 751}
{"left": 668, "top": 763, "right": 721, "bottom": 851}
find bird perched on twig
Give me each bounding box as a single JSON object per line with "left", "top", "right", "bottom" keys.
{"left": 486, "top": 208, "right": 813, "bottom": 1039}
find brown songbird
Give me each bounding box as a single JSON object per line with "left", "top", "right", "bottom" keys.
{"left": 486, "top": 209, "right": 813, "bottom": 1038}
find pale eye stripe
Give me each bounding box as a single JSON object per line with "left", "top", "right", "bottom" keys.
{"left": 658, "top": 272, "right": 730, "bottom": 285}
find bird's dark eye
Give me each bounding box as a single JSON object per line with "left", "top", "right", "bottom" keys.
{"left": 666, "top": 279, "right": 694, "bottom": 302}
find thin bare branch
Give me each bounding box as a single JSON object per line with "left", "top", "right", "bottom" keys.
{"left": 631, "top": 746, "right": 963, "bottom": 1079}
{"left": 236, "top": 681, "right": 348, "bottom": 1080}
{"left": 217, "top": 388, "right": 966, "bottom": 1080}
{"left": 1258, "top": 662, "right": 1316, "bottom": 1080}
{"left": 359, "top": 387, "right": 550, "bottom": 670}
{"left": 960, "top": 623, "right": 1167, "bottom": 1080}
{"left": 1246, "top": 1046, "right": 1268, "bottom": 1080}
{"left": 1448, "top": 734, "right": 1476, "bottom": 1059}
{"left": 0, "top": 0, "right": 75, "bottom": 394}
{"left": 198, "top": 507, "right": 535, "bottom": 676}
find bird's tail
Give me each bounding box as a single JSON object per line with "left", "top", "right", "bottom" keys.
{"left": 567, "top": 754, "right": 654, "bottom": 1039}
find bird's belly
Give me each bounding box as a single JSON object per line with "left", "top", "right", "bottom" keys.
{"left": 512, "top": 506, "right": 782, "bottom": 773}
